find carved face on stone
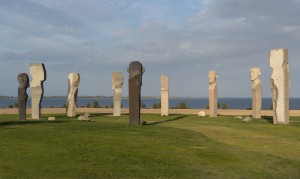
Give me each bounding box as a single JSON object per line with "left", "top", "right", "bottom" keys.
{"left": 30, "top": 64, "right": 46, "bottom": 87}
{"left": 112, "top": 73, "right": 124, "bottom": 89}
{"left": 250, "top": 68, "right": 261, "bottom": 81}
{"left": 208, "top": 71, "right": 218, "bottom": 84}
{"left": 18, "top": 73, "right": 29, "bottom": 89}
{"left": 69, "top": 73, "right": 80, "bottom": 87}
{"left": 127, "top": 61, "right": 145, "bottom": 85}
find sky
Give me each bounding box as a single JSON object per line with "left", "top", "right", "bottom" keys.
{"left": 1, "top": 0, "right": 300, "bottom": 97}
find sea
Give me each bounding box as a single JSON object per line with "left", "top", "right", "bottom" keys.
{"left": 1, "top": 97, "right": 300, "bottom": 110}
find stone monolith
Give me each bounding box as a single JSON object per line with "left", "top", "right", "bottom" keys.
{"left": 112, "top": 72, "right": 124, "bottom": 116}
{"left": 270, "top": 49, "right": 289, "bottom": 124}
{"left": 18, "top": 73, "right": 29, "bottom": 121}
{"left": 161, "top": 74, "right": 169, "bottom": 116}
{"left": 66, "top": 73, "right": 80, "bottom": 117}
{"left": 250, "top": 68, "right": 262, "bottom": 118}
{"left": 127, "top": 61, "right": 144, "bottom": 124}
{"left": 30, "top": 63, "right": 46, "bottom": 119}
{"left": 208, "top": 71, "right": 218, "bottom": 117}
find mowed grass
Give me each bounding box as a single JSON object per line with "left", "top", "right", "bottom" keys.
{"left": 1, "top": 113, "right": 300, "bottom": 178}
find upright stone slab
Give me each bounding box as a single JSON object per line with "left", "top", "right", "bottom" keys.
{"left": 270, "top": 49, "right": 289, "bottom": 124}
{"left": 127, "top": 61, "right": 144, "bottom": 124}
{"left": 112, "top": 72, "right": 124, "bottom": 116}
{"left": 250, "top": 68, "right": 262, "bottom": 118}
{"left": 161, "top": 74, "right": 169, "bottom": 116}
{"left": 208, "top": 71, "right": 218, "bottom": 117}
{"left": 66, "top": 73, "right": 80, "bottom": 117}
{"left": 30, "top": 63, "right": 46, "bottom": 119}
{"left": 18, "top": 73, "right": 29, "bottom": 121}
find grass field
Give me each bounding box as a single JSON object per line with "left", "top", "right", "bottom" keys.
{"left": 1, "top": 113, "right": 300, "bottom": 178}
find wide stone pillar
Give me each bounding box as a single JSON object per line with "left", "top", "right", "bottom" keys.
{"left": 127, "top": 61, "right": 144, "bottom": 125}
{"left": 270, "top": 49, "right": 289, "bottom": 124}
{"left": 30, "top": 63, "right": 46, "bottom": 119}
{"left": 250, "top": 68, "right": 262, "bottom": 118}
{"left": 67, "top": 73, "right": 80, "bottom": 117}
{"left": 208, "top": 71, "right": 218, "bottom": 117}
{"left": 112, "top": 72, "right": 124, "bottom": 116}
{"left": 161, "top": 74, "right": 169, "bottom": 116}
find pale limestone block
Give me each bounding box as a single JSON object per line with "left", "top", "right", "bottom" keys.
{"left": 48, "top": 117, "right": 56, "bottom": 121}
{"left": 250, "top": 68, "right": 262, "bottom": 118}
{"left": 30, "top": 63, "right": 46, "bottom": 119}
{"left": 198, "top": 111, "right": 206, "bottom": 117}
{"left": 66, "top": 73, "right": 80, "bottom": 117}
{"left": 161, "top": 74, "right": 169, "bottom": 116}
{"left": 112, "top": 72, "right": 124, "bottom": 116}
{"left": 270, "top": 49, "right": 289, "bottom": 124}
{"left": 208, "top": 71, "right": 218, "bottom": 117}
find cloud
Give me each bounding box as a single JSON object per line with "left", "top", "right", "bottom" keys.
{"left": 0, "top": 0, "right": 300, "bottom": 97}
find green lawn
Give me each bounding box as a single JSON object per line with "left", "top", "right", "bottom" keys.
{"left": 1, "top": 113, "right": 300, "bottom": 178}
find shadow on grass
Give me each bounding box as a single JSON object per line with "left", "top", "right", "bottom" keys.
{"left": 261, "top": 116, "right": 273, "bottom": 124}
{"left": 146, "top": 115, "right": 188, "bottom": 126}
{"left": 0, "top": 120, "right": 70, "bottom": 127}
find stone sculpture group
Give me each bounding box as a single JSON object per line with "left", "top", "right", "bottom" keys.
{"left": 16, "top": 48, "right": 291, "bottom": 125}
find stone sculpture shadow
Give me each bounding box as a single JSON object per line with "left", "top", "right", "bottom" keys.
{"left": 146, "top": 115, "right": 188, "bottom": 126}
{"left": 261, "top": 116, "right": 274, "bottom": 124}
{"left": 0, "top": 120, "right": 69, "bottom": 127}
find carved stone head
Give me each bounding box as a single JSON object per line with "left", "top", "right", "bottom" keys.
{"left": 112, "top": 72, "right": 124, "bottom": 89}
{"left": 68, "top": 73, "right": 80, "bottom": 87}
{"left": 30, "top": 63, "right": 46, "bottom": 87}
{"left": 208, "top": 71, "right": 218, "bottom": 84}
{"left": 250, "top": 68, "right": 261, "bottom": 81}
{"left": 127, "top": 61, "right": 145, "bottom": 78}
{"left": 18, "top": 73, "right": 29, "bottom": 89}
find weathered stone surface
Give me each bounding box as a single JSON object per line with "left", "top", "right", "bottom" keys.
{"left": 18, "top": 73, "right": 29, "bottom": 121}
{"left": 78, "top": 113, "right": 90, "bottom": 121}
{"left": 242, "top": 116, "right": 252, "bottom": 123}
{"left": 208, "top": 71, "right": 218, "bottom": 117}
{"left": 270, "top": 49, "right": 289, "bottom": 124}
{"left": 127, "top": 61, "right": 144, "bottom": 124}
{"left": 250, "top": 68, "right": 262, "bottom": 118}
{"left": 198, "top": 111, "right": 206, "bottom": 117}
{"left": 66, "top": 73, "right": 80, "bottom": 117}
{"left": 112, "top": 72, "right": 124, "bottom": 116}
{"left": 161, "top": 74, "right": 169, "bottom": 116}
{"left": 30, "top": 63, "right": 46, "bottom": 119}
{"left": 48, "top": 117, "right": 56, "bottom": 121}
{"left": 234, "top": 116, "right": 243, "bottom": 119}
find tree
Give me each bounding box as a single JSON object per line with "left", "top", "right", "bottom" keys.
{"left": 93, "top": 101, "right": 99, "bottom": 108}
{"left": 141, "top": 103, "right": 146, "bottom": 109}
{"left": 14, "top": 102, "right": 19, "bottom": 108}
{"left": 221, "top": 103, "right": 228, "bottom": 109}
{"left": 217, "top": 102, "right": 221, "bottom": 109}
{"left": 205, "top": 104, "right": 209, "bottom": 109}
{"left": 179, "top": 102, "right": 187, "bottom": 109}
{"left": 8, "top": 104, "right": 13, "bottom": 108}
{"left": 86, "top": 103, "right": 91, "bottom": 108}
{"left": 153, "top": 103, "right": 158, "bottom": 109}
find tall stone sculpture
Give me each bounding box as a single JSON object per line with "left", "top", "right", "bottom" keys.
{"left": 208, "top": 71, "right": 218, "bottom": 117}
{"left": 30, "top": 63, "right": 46, "bottom": 119}
{"left": 112, "top": 72, "right": 124, "bottom": 116}
{"left": 18, "top": 73, "right": 29, "bottom": 121}
{"left": 270, "top": 49, "right": 289, "bottom": 124}
{"left": 66, "top": 73, "right": 80, "bottom": 117}
{"left": 127, "top": 61, "right": 145, "bottom": 124}
{"left": 161, "top": 74, "right": 169, "bottom": 116}
{"left": 250, "top": 68, "right": 262, "bottom": 119}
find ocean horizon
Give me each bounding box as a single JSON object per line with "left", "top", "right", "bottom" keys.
{"left": 1, "top": 96, "right": 300, "bottom": 110}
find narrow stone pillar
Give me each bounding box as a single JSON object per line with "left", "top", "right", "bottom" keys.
{"left": 112, "top": 72, "right": 124, "bottom": 116}
{"left": 250, "top": 68, "right": 262, "bottom": 118}
{"left": 66, "top": 73, "right": 80, "bottom": 117}
{"left": 208, "top": 71, "right": 218, "bottom": 117}
{"left": 127, "top": 61, "right": 144, "bottom": 125}
{"left": 161, "top": 74, "right": 169, "bottom": 116}
{"left": 30, "top": 63, "right": 46, "bottom": 119}
{"left": 18, "top": 73, "right": 29, "bottom": 121}
{"left": 270, "top": 49, "right": 289, "bottom": 124}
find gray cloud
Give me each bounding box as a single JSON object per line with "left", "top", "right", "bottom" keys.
{"left": 0, "top": 0, "right": 300, "bottom": 97}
